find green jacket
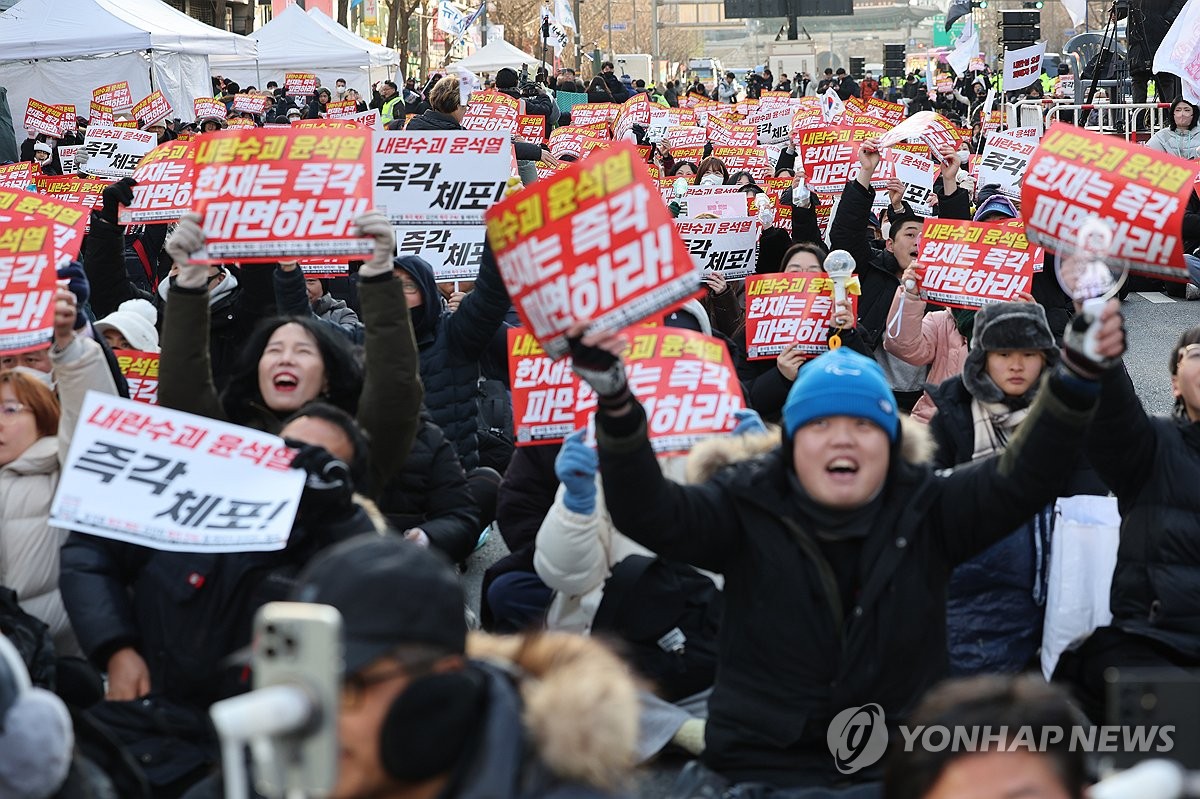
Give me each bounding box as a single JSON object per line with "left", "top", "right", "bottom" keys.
{"left": 158, "top": 273, "right": 424, "bottom": 498}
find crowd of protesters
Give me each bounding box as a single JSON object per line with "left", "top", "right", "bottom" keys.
{"left": 1, "top": 29, "right": 1200, "bottom": 799}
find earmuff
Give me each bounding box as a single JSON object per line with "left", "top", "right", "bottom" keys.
{"left": 379, "top": 666, "right": 488, "bottom": 783}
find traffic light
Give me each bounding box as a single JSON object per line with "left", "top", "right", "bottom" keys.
{"left": 884, "top": 43, "right": 905, "bottom": 80}
{"left": 849, "top": 56, "right": 865, "bottom": 80}
{"left": 1000, "top": 9, "right": 1040, "bottom": 48}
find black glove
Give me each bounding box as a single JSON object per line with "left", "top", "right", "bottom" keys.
{"left": 287, "top": 442, "right": 356, "bottom": 524}
{"left": 100, "top": 177, "right": 137, "bottom": 225}
{"left": 567, "top": 334, "right": 630, "bottom": 408}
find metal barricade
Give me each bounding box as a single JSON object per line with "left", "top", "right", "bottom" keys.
{"left": 1045, "top": 102, "right": 1171, "bottom": 141}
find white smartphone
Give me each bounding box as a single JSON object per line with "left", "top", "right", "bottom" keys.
{"left": 252, "top": 602, "right": 343, "bottom": 798}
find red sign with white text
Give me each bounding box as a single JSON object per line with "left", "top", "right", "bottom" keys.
{"left": 119, "top": 140, "right": 196, "bottom": 224}
{"left": 0, "top": 186, "right": 89, "bottom": 267}
{"left": 284, "top": 73, "right": 317, "bottom": 97}
{"left": 93, "top": 81, "right": 133, "bottom": 110}
{"left": 1021, "top": 123, "right": 1199, "bottom": 280}
{"left": 508, "top": 328, "right": 578, "bottom": 445}
{"left": 194, "top": 98, "right": 227, "bottom": 121}
{"left": 516, "top": 114, "right": 546, "bottom": 143}
{"left": 132, "top": 90, "right": 172, "bottom": 127}
{"left": 915, "top": 219, "right": 1037, "bottom": 308}
{"left": 25, "top": 99, "right": 65, "bottom": 138}
{"left": 232, "top": 94, "right": 271, "bottom": 116}
{"left": 485, "top": 142, "right": 700, "bottom": 359}
{"left": 461, "top": 91, "right": 521, "bottom": 133}
{"left": 743, "top": 272, "right": 852, "bottom": 358}
{"left": 0, "top": 163, "right": 34, "bottom": 190}
{"left": 191, "top": 128, "right": 374, "bottom": 262}
{"left": 0, "top": 219, "right": 56, "bottom": 354}
{"left": 113, "top": 350, "right": 160, "bottom": 404}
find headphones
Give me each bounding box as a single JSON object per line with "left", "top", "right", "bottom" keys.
{"left": 379, "top": 665, "right": 488, "bottom": 783}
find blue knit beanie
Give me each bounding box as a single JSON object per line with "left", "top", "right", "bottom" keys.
{"left": 782, "top": 348, "right": 900, "bottom": 442}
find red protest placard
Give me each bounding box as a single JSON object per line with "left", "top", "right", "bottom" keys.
{"left": 711, "top": 145, "right": 772, "bottom": 183}
{"left": 226, "top": 118, "right": 257, "bottom": 128}
{"left": 743, "top": 273, "right": 852, "bottom": 359}
{"left": 25, "top": 99, "right": 65, "bottom": 138}
{"left": 89, "top": 101, "right": 115, "bottom": 127}
{"left": 548, "top": 125, "right": 605, "bottom": 159}
{"left": 93, "top": 81, "right": 133, "bottom": 110}
{"left": 0, "top": 186, "right": 90, "bottom": 267}
{"left": 876, "top": 111, "right": 963, "bottom": 153}
{"left": 57, "top": 105, "right": 77, "bottom": 135}
{"left": 284, "top": 73, "right": 317, "bottom": 97}
{"left": 664, "top": 125, "right": 707, "bottom": 161}
{"left": 508, "top": 328, "right": 577, "bottom": 446}
{"left": 1021, "top": 123, "right": 1200, "bottom": 280}
{"left": 119, "top": 140, "right": 195, "bottom": 225}
{"left": 613, "top": 93, "right": 652, "bottom": 141}
{"left": 461, "top": 90, "right": 521, "bottom": 133}
{"left": 232, "top": 94, "right": 271, "bottom": 116}
{"left": 485, "top": 141, "right": 700, "bottom": 360}
{"left": 0, "top": 220, "right": 56, "bottom": 354}
{"left": 191, "top": 127, "right": 374, "bottom": 262}
{"left": 847, "top": 96, "right": 906, "bottom": 128}
{"left": 915, "top": 219, "right": 1037, "bottom": 308}
{"left": 568, "top": 103, "right": 618, "bottom": 129}
{"left": 325, "top": 99, "right": 357, "bottom": 119}
{"left": 33, "top": 176, "right": 106, "bottom": 215}
{"left": 194, "top": 98, "right": 227, "bottom": 121}
{"left": 797, "top": 125, "right": 885, "bottom": 194}
{"left": 516, "top": 114, "right": 546, "bottom": 143}
{"left": 0, "top": 163, "right": 34, "bottom": 190}
{"left": 706, "top": 114, "right": 757, "bottom": 147}
{"left": 132, "top": 90, "right": 172, "bottom": 127}
{"left": 113, "top": 350, "right": 160, "bottom": 404}
{"left": 576, "top": 327, "right": 745, "bottom": 455}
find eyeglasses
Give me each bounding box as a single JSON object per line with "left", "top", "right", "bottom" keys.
{"left": 341, "top": 661, "right": 411, "bottom": 710}
{"left": 0, "top": 402, "right": 30, "bottom": 423}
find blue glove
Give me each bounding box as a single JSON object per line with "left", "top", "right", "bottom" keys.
{"left": 555, "top": 429, "right": 598, "bottom": 515}
{"left": 731, "top": 408, "right": 768, "bottom": 437}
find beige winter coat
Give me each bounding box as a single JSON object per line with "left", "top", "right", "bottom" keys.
{"left": 0, "top": 336, "right": 119, "bottom": 657}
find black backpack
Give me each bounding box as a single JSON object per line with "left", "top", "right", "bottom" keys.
{"left": 592, "top": 556, "right": 722, "bottom": 702}
{"left": 476, "top": 378, "right": 515, "bottom": 475}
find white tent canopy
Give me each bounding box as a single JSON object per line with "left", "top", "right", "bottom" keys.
{"left": 452, "top": 38, "right": 540, "bottom": 74}
{"left": 0, "top": 0, "right": 255, "bottom": 59}
{"left": 211, "top": 4, "right": 397, "bottom": 96}
{"left": 306, "top": 7, "right": 397, "bottom": 69}
{"left": 0, "top": 0, "right": 256, "bottom": 145}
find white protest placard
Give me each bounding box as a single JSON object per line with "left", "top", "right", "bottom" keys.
{"left": 1154, "top": 0, "right": 1200, "bottom": 104}
{"left": 749, "top": 103, "right": 796, "bottom": 145}
{"left": 887, "top": 147, "right": 936, "bottom": 191}
{"left": 373, "top": 130, "right": 511, "bottom": 224}
{"left": 674, "top": 217, "right": 761, "bottom": 279}
{"left": 51, "top": 392, "right": 305, "bottom": 553}
{"left": 394, "top": 225, "right": 487, "bottom": 282}
{"left": 977, "top": 130, "right": 1037, "bottom": 195}
{"left": 82, "top": 126, "right": 157, "bottom": 179}
{"left": 684, "top": 190, "right": 748, "bottom": 219}
{"left": 349, "top": 108, "right": 382, "bottom": 130}
{"left": 1003, "top": 41, "right": 1046, "bottom": 92}
{"left": 57, "top": 146, "right": 81, "bottom": 175}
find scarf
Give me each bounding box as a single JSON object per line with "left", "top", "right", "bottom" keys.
{"left": 969, "top": 397, "right": 1029, "bottom": 462}
{"left": 952, "top": 307, "right": 976, "bottom": 346}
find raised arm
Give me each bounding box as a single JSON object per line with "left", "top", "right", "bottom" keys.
{"left": 48, "top": 287, "right": 120, "bottom": 464}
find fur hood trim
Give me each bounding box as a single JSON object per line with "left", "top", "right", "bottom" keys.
{"left": 466, "top": 631, "right": 639, "bottom": 791}
{"left": 683, "top": 417, "right": 934, "bottom": 483}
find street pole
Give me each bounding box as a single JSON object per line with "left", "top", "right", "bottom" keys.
{"left": 481, "top": 0, "right": 488, "bottom": 46}
{"left": 651, "top": 0, "right": 660, "bottom": 83}
{"left": 632, "top": 0, "right": 637, "bottom": 54}
{"left": 574, "top": 0, "right": 582, "bottom": 72}
{"left": 607, "top": 0, "right": 613, "bottom": 60}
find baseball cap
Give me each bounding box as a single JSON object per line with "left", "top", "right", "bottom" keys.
{"left": 292, "top": 534, "right": 467, "bottom": 674}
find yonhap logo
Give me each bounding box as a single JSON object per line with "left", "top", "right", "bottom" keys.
{"left": 827, "top": 704, "right": 889, "bottom": 774}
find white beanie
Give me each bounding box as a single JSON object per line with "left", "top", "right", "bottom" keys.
{"left": 33, "top": 142, "right": 52, "bottom": 155}
{"left": 94, "top": 299, "right": 160, "bottom": 353}
{"left": 0, "top": 635, "right": 73, "bottom": 799}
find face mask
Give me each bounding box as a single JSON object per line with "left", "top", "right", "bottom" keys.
{"left": 10, "top": 366, "right": 55, "bottom": 392}
{"left": 700, "top": 173, "right": 723, "bottom": 187}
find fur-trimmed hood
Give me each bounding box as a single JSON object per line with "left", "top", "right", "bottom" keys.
{"left": 465, "top": 631, "right": 639, "bottom": 795}
{"left": 684, "top": 416, "right": 934, "bottom": 484}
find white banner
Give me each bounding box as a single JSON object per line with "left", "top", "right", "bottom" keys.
{"left": 394, "top": 225, "right": 488, "bottom": 281}
{"left": 1154, "top": 0, "right": 1200, "bottom": 105}
{"left": 887, "top": 147, "right": 936, "bottom": 191}
{"left": 57, "top": 145, "right": 81, "bottom": 175}
{"left": 1003, "top": 42, "right": 1046, "bottom": 92}
{"left": 437, "top": 0, "right": 466, "bottom": 34}
{"left": 82, "top": 126, "right": 157, "bottom": 179}
{"left": 674, "top": 217, "right": 761, "bottom": 279}
{"left": 372, "top": 130, "right": 512, "bottom": 224}
{"left": 977, "top": 131, "right": 1037, "bottom": 195}
{"left": 50, "top": 393, "right": 305, "bottom": 553}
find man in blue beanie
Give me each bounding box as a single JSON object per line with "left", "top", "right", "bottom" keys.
{"left": 565, "top": 302, "right": 1125, "bottom": 795}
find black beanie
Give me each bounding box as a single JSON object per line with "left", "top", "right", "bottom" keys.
{"left": 496, "top": 68, "right": 519, "bottom": 89}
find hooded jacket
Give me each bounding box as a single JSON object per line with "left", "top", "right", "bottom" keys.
{"left": 272, "top": 266, "right": 364, "bottom": 344}
{"left": 457, "top": 632, "right": 638, "bottom": 799}
{"left": 593, "top": 366, "right": 1098, "bottom": 788}
{"left": 0, "top": 336, "right": 117, "bottom": 659}
{"left": 390, "top": 247, "right": 512, "bottom": 472}
{"left": 1084, "top": 366, "right": 1200, "bottom": 659}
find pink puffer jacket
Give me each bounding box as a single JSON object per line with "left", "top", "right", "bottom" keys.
{"left": 882, "top": 287, "right": 968, "bottom": 423}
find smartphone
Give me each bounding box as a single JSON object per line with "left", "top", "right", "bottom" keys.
{"left": 252, "top": 602, "right": 343, "bottom": 798}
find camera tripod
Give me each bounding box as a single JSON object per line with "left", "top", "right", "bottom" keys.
{"left": 1083, "top": 0, "right": 1129, "bottom": 106}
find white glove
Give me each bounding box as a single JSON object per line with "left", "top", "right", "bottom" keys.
{"left": 74, "top": 149, "right": 90, "bottom": 176}
{"left": 795, "top": 183, "right": 811, "bottom": 209}
{"left": 164, "top": 212, "right": 209, "bottom": 289}
{"left": 354, "top": 211, "right": 395, "bottom": 279}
